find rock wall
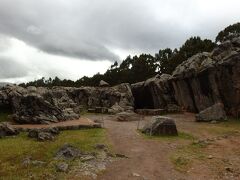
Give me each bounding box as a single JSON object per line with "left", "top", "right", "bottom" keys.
{"left": 131, "top": 74, "right": 176, "bottom": 109}
{"left": 131, "top": 37, "right": 240, "bottom": 117}
{"left": 0, "top": 83, "right": 134, "bottom": 124}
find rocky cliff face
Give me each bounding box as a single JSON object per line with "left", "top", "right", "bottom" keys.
{"left": 0, "top": 83, "right": 134, "bottom": 124}
{"left": 131, "top": 37, "right": 240, "bottom": 117}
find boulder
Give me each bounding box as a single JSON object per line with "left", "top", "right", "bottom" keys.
{"left": 99, "top": 80, "right": 110, "bottom": 87}
{"left": 142, "top": 116, "right": 178, "bottom": 136}
{"left": 56, "top": 162, "right": 69, "bottom": 172}
{"left": 0, "top": 122, "right": 19, "bottom": 138}
{"left": 28, "top": 127, "right": 59, "bottom": 141}
{"left": 55, "top": 144, "right": 82, "bottom": 160}
{"left": 196, "top": 103, "right": 227, "bottom": 122}
{"left": 115, "top": 111, "right": 139, "bottom": 121}
{"left": 108, "top": 103, "right": 124, "bottom": 114}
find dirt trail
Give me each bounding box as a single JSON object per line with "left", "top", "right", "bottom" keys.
{"left": 88, "top": 114, "right": 187, "bottom": 180}
{"left": 86, "top": 113, "right": 240, "bottom": 180}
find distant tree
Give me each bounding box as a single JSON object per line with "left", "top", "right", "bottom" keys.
{"left": 216, "top": 22, "right": 240, "bottom": 43}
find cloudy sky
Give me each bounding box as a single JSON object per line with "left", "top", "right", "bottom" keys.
{"left": 0, "top": 0, "right": 239, "bottom": 83}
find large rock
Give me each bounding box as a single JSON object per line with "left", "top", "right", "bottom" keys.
{"left": 196, "top": 103, "right": 227, "bottom": 122}
{"left": 0, "top": 122, "right": 19, "bottom": 138}
{"left": 0, "top": 83, "right": 134, "bottom": 124}
{"left": 131, "top": 37, "right": 240, "bottom": 117}
{"left": 28, "top": 127, "right": 60, "bottom": 141}
{"left": 171, "top": 38, "right": 240, "bottom": 116}
{"left": 142, "top": 116, "right": 178, "bottom": 136}
{"left": 131, "top": 74, "right": 176, "bottom": 109}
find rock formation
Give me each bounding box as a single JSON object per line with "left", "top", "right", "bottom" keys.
{"left": 196, "top": 103, "right": 227, "bottom": 122}
{"left": 0, "top": 83, "right": 134, "bottom": 124}
{"left": 142, "top": 116, "right": 178, "bottom": 136}
{"left": 132, "top": 37, "right": 240, "bottom": 117}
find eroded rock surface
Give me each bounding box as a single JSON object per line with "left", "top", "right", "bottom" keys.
{"left": 196, "top": 103, "right": 227, "bottom": 122}
{"left": 0, "top": 83, "right": 134, "bottom": 124}
{"left": 0, "top": 122, "right": 19, "bottom": 138}
{"left": 142, "top": 116, "right": 178, "bottom": 136}
{"left": 132, "top": 37, "right": 240, "bottom": 117}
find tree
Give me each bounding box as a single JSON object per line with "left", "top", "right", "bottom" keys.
{"left": 216, "top": 22, "right": 240, "bottom": 43}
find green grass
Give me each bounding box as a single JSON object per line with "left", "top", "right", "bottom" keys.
{"left": 138, "top": 130, "right": 196, "bottom": 141}
{"left": 170, "top": 141, "right": 207, "bottom": 172}
{"left": 0, "top": 129, "right": 107, "bottom": 179}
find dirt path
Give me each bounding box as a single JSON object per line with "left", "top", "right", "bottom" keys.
{"left": 86, "top": 113, "right": 240, "bottom": 180}
{"left": 87, "top": 114, "right": 187, "bottom": 180}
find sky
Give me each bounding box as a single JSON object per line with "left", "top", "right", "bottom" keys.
{"left": 0, "top": 0, "right": 239, "bottom": 83}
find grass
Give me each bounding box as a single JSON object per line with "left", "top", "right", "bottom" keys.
{"left": 0, "top": 129, "right": 107, "bottom": 179}
{"left": 201, "top": 118, "right": 240, "bottom": 136}
{"left": 138, "top": 130, "right": 196, "bottom": 141}
{"left": 170, "top": 141, "right": 207, "bottom": 172}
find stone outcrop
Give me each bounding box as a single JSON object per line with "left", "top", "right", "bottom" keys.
{"left": 142, "top": 116, "right": 178, "bottom": 136}
{"left": 132, "top": 37, "right": 240, "bottom": 117}
{"left": 0, "top": 83, "right": 134, "bottom": 124}
{"left": 0, "top": 122, "right": 19, "bottom": 138}
{"left": 131, "top": 74, "right": 176, "bottom": 109}
{"left": 28, "top": 127, "right": 60, "bottom": 141}
{"left": 196, "top": 103, "right": 227, "bottom": 122}
{"left": 171, "top": 38, "right": 240, "bottom": 116}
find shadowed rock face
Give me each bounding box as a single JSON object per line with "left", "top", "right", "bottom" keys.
{"left": 131, "top": 37, "right": 240, "bottom": 117}
{"left": 131, "top": 74, "right": 176, "bottom": 109}
{"left": 171, "top": 38, "right": 240, "bottom": 116}
{"left": 0, "top": 83, "right": 134, "bottom": 124}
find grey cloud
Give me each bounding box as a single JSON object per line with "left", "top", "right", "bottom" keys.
{"left": 0, "top": 0, "right": 239, "bottom": 62}
{"left": 0, "top": 56, "right": 29, "bottom": 78}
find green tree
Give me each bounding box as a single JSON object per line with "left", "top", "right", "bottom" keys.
{"left": 216, "top": 22, "right": 240, "bottom": 43}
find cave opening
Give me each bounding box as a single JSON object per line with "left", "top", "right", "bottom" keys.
{"left": 132, "top": 86, "right": 154, "bottom": 109}
{"left": 0, "top": 104, "right": 13, "bottom": 122}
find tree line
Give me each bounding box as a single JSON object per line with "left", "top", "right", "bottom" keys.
{"left": 19, "top": 22, "right": 240, "bottom": 87}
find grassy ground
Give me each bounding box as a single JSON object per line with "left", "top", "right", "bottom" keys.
{"left": 170, "top": 118, "right": 240, "bottom": 173}
{"left": 0, "top": 129, "right": 107, "bottom": 179}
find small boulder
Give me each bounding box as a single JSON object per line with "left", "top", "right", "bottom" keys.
{"left": 0, "top": 122, "right": 19, "bottom": 138}
{"left": 99, "top": 80, "right": 109, "bottom": 87}
{"left": 56, "top": 162, "right": 69, "bottom": 172}
{"left": 108, "top": 103, "right": 124, "bottom": 114}
{"left": 55, "top": 144, "right": 82, "bottom": 160}
{"left": 142, "top": 116, "right": 178, "bottom": 136}
{"left": 115, "top": 111, "right": 139, "bottom": 121}
{"left": 196, "top": 103, "right": 227, "bottom": 122}
{"left": 28, "top": 127, "right": 59, "bottom": 141}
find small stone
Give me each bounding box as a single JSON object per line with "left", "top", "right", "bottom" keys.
{"left": 132, "top": 172, "right": 141, "bottom": 177}
{"left": 81, "top": 155, "right": 95, "bottom": 162}
{"left": 225, "top": 167, "right": 233, "bottom": 172}
{"left": 115, "top": 153, "right": 128, "bottom": 158}
{"left": 208, "top": 155, "right": 213, "bottom": 159}
{"left": 56, "top": 162, "right": 69, "bottom": 172}
{"left": 94, "top": 144, "right": 106, "bottom": 150}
